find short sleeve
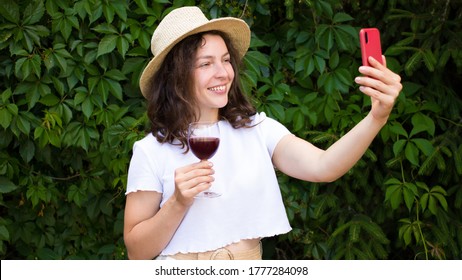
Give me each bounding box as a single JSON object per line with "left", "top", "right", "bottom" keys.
{"left": 254, "top": 112, "right": 292, "bottom": 157}
{"left": 125, "top": 139, "right": 163, "bottom": 195}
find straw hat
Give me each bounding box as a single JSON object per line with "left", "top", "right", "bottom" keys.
{"left": 139, "top": 6, "right": 251, "bottom": 98}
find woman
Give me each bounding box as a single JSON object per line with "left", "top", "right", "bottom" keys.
{"left": 123, "top": 6, "right": 402, "bottom": 260}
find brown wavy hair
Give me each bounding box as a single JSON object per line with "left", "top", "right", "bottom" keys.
{"left": 146, "top": 31, "right": 256, "bottom": 152}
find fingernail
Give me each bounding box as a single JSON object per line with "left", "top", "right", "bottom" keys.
{"left": 355, "top": 77, "right": 361, "bottom": 83}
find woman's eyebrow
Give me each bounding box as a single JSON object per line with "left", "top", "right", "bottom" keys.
{"left": 196, "top": 52, "right": 230, "bottom": 60}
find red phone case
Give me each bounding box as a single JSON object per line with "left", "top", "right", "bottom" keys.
{"left": 359, "top": 28, "right": 383, "bottom": 66}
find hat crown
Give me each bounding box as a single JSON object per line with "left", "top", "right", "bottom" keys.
{"left": 151, "top": 7, "right": 209, "bottom": 56}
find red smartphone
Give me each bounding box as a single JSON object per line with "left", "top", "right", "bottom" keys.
{"left": 359, "top": 28, "right": 383, "bottom": 66}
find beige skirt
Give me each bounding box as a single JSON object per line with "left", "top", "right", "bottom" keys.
{"left": 157, "top": 242, "right": 262, "bottom": 260}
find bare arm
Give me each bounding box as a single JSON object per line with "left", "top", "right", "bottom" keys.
{"left": 123, "top": 161, "right": 214, "bottom": 259}
{"left": 273, "top": 56, "right": 402, "bottom": 182}
{"left": 273, "top": 112, "right": 386, "bottom": 182}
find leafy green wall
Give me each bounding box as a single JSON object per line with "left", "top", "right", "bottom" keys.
{"left": 1, "top": 0, "right": 461, "bottom": 259}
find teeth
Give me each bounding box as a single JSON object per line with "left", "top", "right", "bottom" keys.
{"left": 209, "top": 86, "right": 226, "bottom": 92}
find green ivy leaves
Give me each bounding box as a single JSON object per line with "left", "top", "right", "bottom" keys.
{"left": 1, "top": 0, "right": 461, "bottom": 260}
{"left": 0, "top": 1, "right": 49, "bottom": 52}
{"left": 93, "top": 23, "right": 132, "bottom": 58}
{"left": 385, "top": 179, "right": 448, "bottom": 214}
{"left": 389, "top": 112, "right": 436, "bottom": 167}
{"left": 385, "top": 178, "right": 448, "bottom": 251}
{"left": 0, "top": 0, "right": 146, "bottom": 259}
{"left": 329, "top": 214, "right": 389, "bottom": 259}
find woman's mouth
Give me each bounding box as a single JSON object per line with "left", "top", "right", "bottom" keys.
{"left": 208, "top": 85, "right": 226, "bottom": 93}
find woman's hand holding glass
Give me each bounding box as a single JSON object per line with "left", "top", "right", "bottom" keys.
{"left": 173, "top": 161, "right": 215, "bottom": 206}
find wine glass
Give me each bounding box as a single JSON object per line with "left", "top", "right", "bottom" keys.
{"left": 187, "top": 121, "right": 221, "bottom": 198}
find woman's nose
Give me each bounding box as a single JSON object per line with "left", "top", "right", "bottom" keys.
{"left": 214, "top": 62, "right": 231, "bottom": 78}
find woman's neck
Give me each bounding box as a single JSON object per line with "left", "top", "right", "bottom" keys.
{"left": 197, "top": 110, "right": 219, "bottom": 122}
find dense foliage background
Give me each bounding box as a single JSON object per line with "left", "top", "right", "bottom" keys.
{"left": 1, "top": 0, "right": 461, "bottom": 260}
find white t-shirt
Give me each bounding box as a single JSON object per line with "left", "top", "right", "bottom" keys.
{"left": 126, "top": 112, "right": 293, "bottom": 255}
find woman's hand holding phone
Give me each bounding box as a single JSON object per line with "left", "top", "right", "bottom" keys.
{"left": 356, "top": 28, "right": 402, "bottom": 122}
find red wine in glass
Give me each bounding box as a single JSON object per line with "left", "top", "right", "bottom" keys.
{"left": 188, "top": 121, "right": 221, "bottom": 198}
{"left": 189, "top": 137, "right": 220, "bottom": 160}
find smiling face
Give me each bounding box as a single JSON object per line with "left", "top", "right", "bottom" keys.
{"left": 192, "top": 34, "right": 235, "bottom": 122}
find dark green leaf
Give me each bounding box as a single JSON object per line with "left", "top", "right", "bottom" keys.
{"left": 19, "top": 139, "right": 35, "bottom": 163}
{"left": 39, "top": 94, "right": 60, "bottom": 107}
{"left": 0, "top": 0, "right": 19, "bottom": 23}
{"left": 0, "top": 108, "right": 12, "bottom": 129}
{"left": 117, "top": 36, "right": 129, "bottom": 57}
{"left": 97, "top": 35, "right": 118, "bottom": 57}
{"left": 244, "top": 51, "right": 270, "bottom": 74}
{"left": 82, "top": 98, "right": 94, "bottom": 119}
{"left": 0, "top": 225, "right": 10, "bottom": 241}
{"left": 349, "top": 223, "right": 360, "bottom": 242}
{"left": 405, "top": 50, "right": 423, "bottom": 75}
{"left": 411, "top": 138, "right": 434, "bottom": 157}
{"left": 385, "top": 184, "right": 402, "bottom": 209}
{"left": 403, "top": 183, "right": 417, "bottom": 210}
{"left": 332, "top": 12, "right": 354, "bottom": 23}
{"left": 389, "top": 123, "right": 408, "bottom": 137}
{"left": 433, "top": 193, "right": 448, "bottom": 212}
{"left": 106, "top": 79, "right": 123, "bottom": 101}
{"left": 267, "top": 103, "right": 285, "bottom": 120}
{"left": 98, "top": 244, "right": 116, "bottom": 255}
{"left": 36, "top": 248, "right": 61, "bottom": 260}
{"left": 92, "top": 23, "right": 118, "bottom": 34}
{"left": 410, "top": 113, "right": 435, "bottom": 137}
{"left": 405, "top": 141, "right": 420, "bottom": 166}
{"left": 16, "top": 114, "right": 31, "bottom": 136}
{"left": 422, "top": 49, "right": 437, "bottom": 72}
{"left": 392, "top": 139, "right": 406, "bottom": 156}
{"left": 23, "top": 0, "right": 45, "bottom": 25}
{"left": 0, "top": 177, "right": 18, "bottom": 193}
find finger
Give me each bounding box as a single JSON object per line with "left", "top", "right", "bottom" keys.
{"left": 361, "top": 56, "right": 397, "bottom": 80}
{"left": 179, "top": 181, "right": 213, "bottom": 198}
{"left": 381, "top": 55, "right": 387, "bottom": 68}
{"left": 175, "top": 163, "right": 215, "bottom": 191}
{"left": 366, "top": 55, "right": 388, "bottom": 69}
{"left": 175, "top": 161, "right": 213, "bottom": 180}
{"left": 174, "top": 176, "right": 214, "bottom": 203}
{"left": 356, "top": 76, "right": 401, "bottom": 100}
{"left": 177, "top": 160, "right": 213, "bottom": 174}
{"left": 357, "top": 66, "right": 401, "bottom": 92}
{"left": 175, "top": 174, "right": 214, "bottom": 194}
{"left": 358, "top": 85, "right": 397, "bottom": 106}
{"left": 177, "top": 165, "right": 214, "bottom": 182}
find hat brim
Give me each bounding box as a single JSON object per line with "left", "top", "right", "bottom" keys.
{"left": 139, "top": 17, "right": 250, "bottom": 99}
